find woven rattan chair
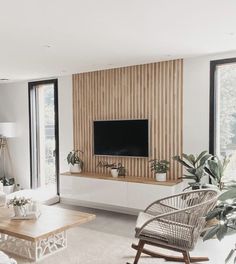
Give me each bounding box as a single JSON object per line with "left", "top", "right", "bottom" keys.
{"left": 128, "top": 189, "right": 218, "bottom": 264}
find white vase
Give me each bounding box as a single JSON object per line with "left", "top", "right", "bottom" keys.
{"left": 14, "top": 206, "right": 27, "bottom": 217}
{"left": 156, "top": 173, "right": 167, "bottom": 181}
{"left": 111, "top": 169, "right": 119, "bottom": 178}
{"left": 70, "top": 163, "right": 82, "bottom": 173}
{"left": 3, "top": 185, "right": 15, "bottom": 194}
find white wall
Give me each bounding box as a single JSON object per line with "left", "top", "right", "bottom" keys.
{"left": 183, "top": 51, "right": 236, "bottom": 154}
{"left": 0, "top": 76, "right": 73, "bottom": 188}
{"left": 1, "top": 51, "right": 236, "bottom": 188}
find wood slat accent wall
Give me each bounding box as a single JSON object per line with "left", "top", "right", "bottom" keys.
{"left": 73, "top": 59, "right": 183, "bottom": 181}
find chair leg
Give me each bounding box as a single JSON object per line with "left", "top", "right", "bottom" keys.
{"left": 132, "top": 240, "right": 145, "bottom": 264}
{"left": 182, "top": 251, "right": 191, "bottom": 264}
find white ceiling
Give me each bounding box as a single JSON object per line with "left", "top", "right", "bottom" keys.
{"left": 1, "top": 0, "right": 236, "bottom": 82}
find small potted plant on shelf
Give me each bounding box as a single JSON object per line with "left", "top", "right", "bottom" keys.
{"left": 173, "top": 151, "right": 212, "bottom": 190}
{"left": 0, "top": 176, "right": 15, "bottom": 194}
{"left": 8, "top": 196, "right": 32, "bottom": 217}
{"left": 97, "top": 161, "right": 125, "bottom": 178}
{"left": 149, "top": 159, "right": 170, "bottom": 181}
{"left": 67, "top": 150, "right": 83, "bottom": 173}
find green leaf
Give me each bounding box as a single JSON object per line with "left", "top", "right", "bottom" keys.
{"left": 195, "top": 150, "right": 208, "bottom": 164}
{"left": 199, "top": 154, "right": 212, "bottom": 167}
{"left": 207, "top": 160, "right": 220, "bottom": 180}
{"left": 219, "top": 189, "right": 236, "bottom": 201}
{"left": 182, "top": 153, "right": 195, "bottom": 166}
{"left": 225, "top": 249, "right": 235, "bottom": 263}
{"left": 189, "top": 154, "right": 196, "bottom": 164}
{"left": 172, "top": 156, "right": 192, "bottom": 169}
{"left": 206, "top": 208, "right": 222, "bottom": 221}
{"left": 216, "top": 224, "right": 228, "bottom": 241}
{"left": 204, "top": 166, "right": 215, "bottom": 178}
{"left": 203, "top": 225, "right": 221, "bottom": 241}
{"left": 186, "top": 168, "right": 196, "bottom": 176}
{"left": 67, "top": 152, "right": 73, "bottom": 164}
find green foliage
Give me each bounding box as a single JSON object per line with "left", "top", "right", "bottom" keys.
{"left": 8, "top": 196, "right": 31, "bottom": 207}
{"left": 67, "top": 150, "right": 83, "bottom": 167}
{"left": 204, "top": 198, "right": 236, "bottom": 242}
{"left": 173, "top": 151, "right": 212, "bottom": 183}
{"left": 204, "top": 155, "right": 231, "bottom": 190}
{"left": 219, "top": 187, "right": 236, "bottom": 201}
{"left": 97, "top": 161, "right": 125, "bottom": 175}
{"left": 0, "top": 176, "right": 15, "bottom": 186}
{"left": 149, "top": 159, "right": 170, "bottom": 173}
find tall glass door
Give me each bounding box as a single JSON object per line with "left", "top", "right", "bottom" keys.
{"left": 210, "top": 59, "right": 236, "bottom": 181}
{"left": 29, "top": 80, "right": 59, "bottom": 195}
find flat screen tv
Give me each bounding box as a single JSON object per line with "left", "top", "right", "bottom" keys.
{"left": 93, "top": 119, "right": 149, "bottom": 157}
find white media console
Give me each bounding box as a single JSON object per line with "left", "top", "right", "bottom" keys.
{"left": 60, "top": 172, "right": 186, "bottom": 214}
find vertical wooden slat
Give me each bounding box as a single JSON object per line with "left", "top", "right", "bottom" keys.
{"left": 72, "top": 59, "right": 183, "bottom": 181}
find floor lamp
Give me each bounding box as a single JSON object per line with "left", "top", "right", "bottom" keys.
{"left": 0, "top": 122, "right": 15, "bottom": 181}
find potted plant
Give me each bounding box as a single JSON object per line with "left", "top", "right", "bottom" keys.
{"left": 97, "top": 161, "right": 125, "bottom": 178}
{"left": 67, "top": 150, "right": 83, "bottom": 173}
{"left": 203, "top": 188, "right": 236, "bottom": 263}
{"left": 8, "top": 196, "right": 32, "bottom": 217}
{"left": 204, "top": 155, "right": 231, "bottom": 191}
{"left": 0, "top": 176, "right": 15, "bottom": 194}
{"left": 149, "top": 159, "right": 170, "bottom": 181}
{"left": 173, "top": 151, "right": 212, "bottom": 190}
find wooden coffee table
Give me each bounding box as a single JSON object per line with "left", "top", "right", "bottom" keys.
{"left": 0, "top": 205, "right": 95, "bottom": 261}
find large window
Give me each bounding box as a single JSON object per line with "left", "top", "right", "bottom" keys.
{"left": 210, "top": 58, "right": 236, "bottom": 181}
{"left": 28, "top": 80, "right": 59, "bottom": 195}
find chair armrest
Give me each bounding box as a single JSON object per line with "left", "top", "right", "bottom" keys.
{"left": 144, "top": 198, "right": 180, "bottom": 215}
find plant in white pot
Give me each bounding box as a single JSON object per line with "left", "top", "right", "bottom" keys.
{"left": 149, "top": 159, "right": 170, "bottom": 181}
{"left": 8, "top": 196, "right": 32, "bottom": 217}
{"left": 67, "top": 150, "right": 83, "bottom": 173}
{"left": 203, "top": 187, "right": 236, "bottom": 263}
{"left": 97, "top": 161, "right": 125, "bottom": 178}
{"left": 0, "top": 176, "right": 15, "bottom": 194}
{"left": 173, "top": 151, "right": 212, "bottom": 190}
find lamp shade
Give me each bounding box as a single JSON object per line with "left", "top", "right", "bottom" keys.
{"left": 0, "top": 122, "right": 16, "bottom": 138}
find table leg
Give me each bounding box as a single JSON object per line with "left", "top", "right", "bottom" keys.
{"left": 0, "top": 231, "right": 67, "bottom": 261}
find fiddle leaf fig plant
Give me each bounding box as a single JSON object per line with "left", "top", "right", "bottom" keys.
{"left": 173, "top": 151, "right": 212, "bottom": 189}
{"left": 203, "top": 184, "right": 236, "bottom": 263}
{"left": 204, "top": 155, "right": 231, "bottom": 191}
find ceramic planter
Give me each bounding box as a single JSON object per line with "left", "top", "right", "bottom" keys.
{"left": 3, "top": 184, "right": 15, "bottom": 194}
{"left": 111, "top": 168, "right": 119, "bottom": 178}
{"left": 70, "top": 163, "right": 82, "bottom": 173}
{"left": 155, "top": 173, "right": 167, "bottom": 181}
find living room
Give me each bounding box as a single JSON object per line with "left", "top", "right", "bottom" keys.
{"left": 0, "top": 1, "right": 236, "bottom": 264}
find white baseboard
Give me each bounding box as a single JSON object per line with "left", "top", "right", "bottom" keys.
{"left": 60, "top": 197, "right": 140, "bottom": 215}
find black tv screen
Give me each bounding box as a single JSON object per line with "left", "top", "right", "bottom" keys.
{"left": 93, "top": 120, "right": 149, "bottom": 157}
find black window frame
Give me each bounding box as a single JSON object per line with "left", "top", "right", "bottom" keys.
{"left": 209, "top": 57, "right": 236, "bottom": 155}
{"left": 28, "top": 79, "right": 60, "bottom": 195}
